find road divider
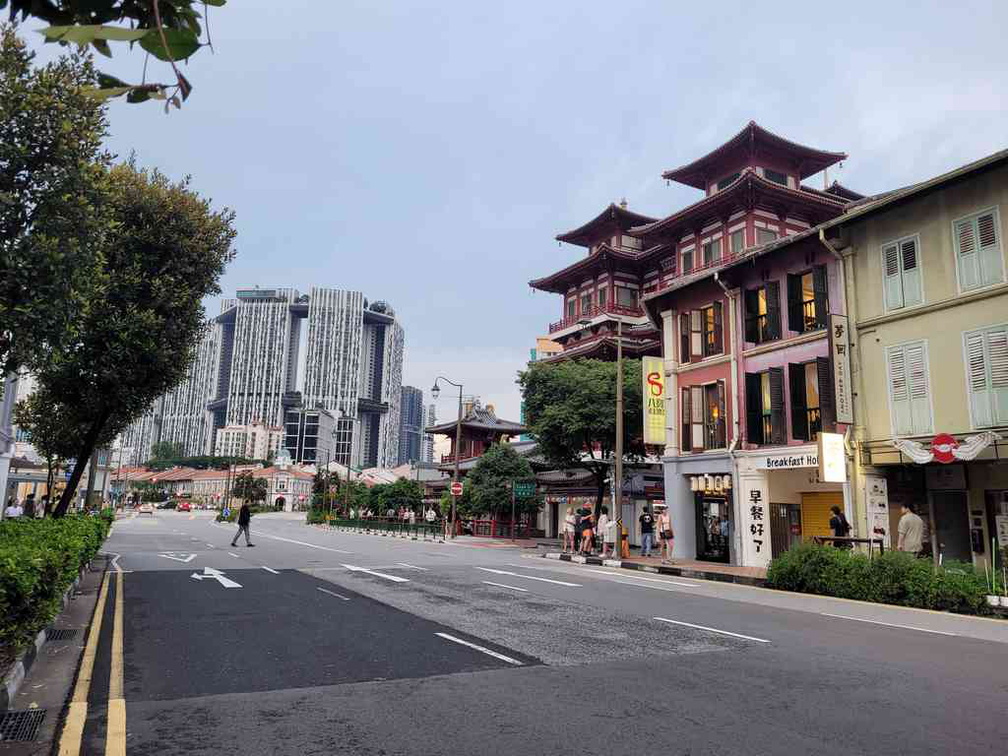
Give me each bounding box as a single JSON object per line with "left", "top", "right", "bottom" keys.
{"left": 653, "top": 616, "right": 770, "bottom": 643}
{"left": 434, "top": 632, "right": 523, "bottom": 665}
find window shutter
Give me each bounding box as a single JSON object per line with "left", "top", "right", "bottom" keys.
{"left": 788, "top": 363, "right": 808, "bottom": 441}
{"left": 883, "top": 243, "right": 903, "bottom": 310}
{"left": 712, "top": 301, "right": 724, "bottom": 353}
{"left": 679, "top": 312, "right": 690, "bottom": 364}
{"left": 955, "top": 217, "right": 980, "bottom": 290}
{"left": 887, "top": 345, "right": 912, "bottom": 435}
{"left": 716, "top": 380, "right": 727, "bottom": 448}
{"left": 744, "top": 289, "right": 759, "bottom": 342}
{"left": 812, "top": 265, "right": 829, "bottom": 329}
{"left": 691, "top": 386, "right": 705, "bottom": 451}
{"left": 989, "top": 327, "right": 1008, "bottom": 425}
{"left": 765, "top": 281, "right": 781, "bottom": 340}
{"left": 817, "top": 356, "right": 836, "bottom": 431}
{"left": 966, "top": 331, "right": 992, "bottom": 428}
{"left": 977, "top": 211, "right": 1003, "bottom": 287}
{"left": 690, "top": 310, "right": 703, "bottom": 359}
{"left": 681, "top": 387, "right": 691, "bottom": 453}
{"left": 900, "top": 238, "right": 922, "bottom": 306}
{"left": 787, "top": 274, "right": 802, "bottom": 332}
{"left": 745, "top": 373, "right": 762, "bottom": 444}
{"left": 906, "top": 342, "right": 932, "bottom": 435}
{"left": 768, "top": 367, "right": 786, "bottom": 444}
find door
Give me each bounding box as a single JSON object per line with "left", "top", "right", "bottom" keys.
{"left": 550, "top": 501, "right": 559, "bottom": 539}
{"left": 696, "top": 496, "right": 730, "bottom": 562}
{"left": 800, "top": 492, "right": 842, "bottom": 542}
{"left": 931, "top": 491, "right": 971, "bottom": 563}
{"left": 770, "top": 503, "right": 802, "bottom": 557}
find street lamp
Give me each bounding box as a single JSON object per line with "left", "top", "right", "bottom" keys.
{"left": 431, "top": 376, "right": 463, "bottom": 539}
{"left": 339, "top": 409, "right": 357, "bottom": 526}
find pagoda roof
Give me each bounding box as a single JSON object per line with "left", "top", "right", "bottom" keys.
{"left": 538, "top": 334, "right": 660, "bottom": 362}
{"left": 662, "top": 121, "right": 847, "bottom": 190}
{"left": 556, "top": 203, "right": 657, "bottom": 247}
{"left": 426, "top": 404, "right": 525, "bottom": 436}
{"left": 800, "top": 180, "right": 865, "bottom": 203}
{"left": 529, "top": 242, "right": 646, "bottom": 293}
{"left": 631, "top": 167, "right": 846, "bottom": 244}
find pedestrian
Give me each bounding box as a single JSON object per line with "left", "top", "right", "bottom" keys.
{"left": 23, "top": 494, "right": 35, "bottom": 519}
{"left": 639, "top": 507, "right": 655, "bottom": 558}
{"left": 4, "top": 497, "right": 21, "bottom": 519}
{"left": 408, "top": 509, "right": 416, "bottom": 525}
{"left": 656, "top": 506, "right": 674, "bottom": 564}
{"left": 230, "top": 502, "right": 255, "bottom": 547}
{"left": 425, "top": 507, "right": 436, "bottom": 524}
{"left": 579, "top": 510, "right": 595, "bottom": 555}
{"left": 563, "top": 507, "right": 576, "bottom": 553}
{"left": 596, "top": 507, "right": 612, "bottom": 558}
{"left": 829, "top": 505, "right": 852, "bottom": 549}
{"left": 897, "top": 502, "right": 924, "bottom": 556}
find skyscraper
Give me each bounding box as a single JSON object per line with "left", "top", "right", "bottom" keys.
{"left": 423, "top": 403, "right": 436, "bottom": 463}
{"left": 397, "top": 386, "right": 424, "bottom": 464}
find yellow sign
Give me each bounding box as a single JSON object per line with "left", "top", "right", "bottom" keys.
{"left": 642, "top": 356, "right": 666, "bottom": 445}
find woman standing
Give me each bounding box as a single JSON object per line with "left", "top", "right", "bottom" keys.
{"left": 563, "top": 507, "right": 576, "bottom": 553}
{"left": 656, "top": 506, "right": 675, "bottom": 564}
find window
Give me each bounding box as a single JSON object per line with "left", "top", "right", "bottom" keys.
{"left": 621, "top": 235, "right": 643, "bottom": 251}
{"left": 702, "top": 238, "right": 720, "bottom": 267}
{"left": 744, "top": 282, "right": 781, "bottom": 344}
{"left": 682, "top": 247, "right": 694, "bottom": 274}
{"left": 964, "top": 325, "right": 1008, "bottom": 428}
{"left": 678, "top": 309, "right": 706, "bottom": 364}
{"left": 730, "top": 229, "right": 745, "bottom": 255}
{"left": 756, "top": 227, "right": 778, "bottom": 245}
{"left": 615, "top": 287, "right": 637, "bottom": 308}
{"left": 580, "top": 292, "right": 592, "bottom": 315}
{"left": 597, "top": 286, "right": 608, "bottom": 308}
{"left": 745, "top": 368, "right": 785, "bottom": 445}
{"left": 763, "top": 168, "right": 788, "bottom": 186}
{"left": 717, "top": 173, "right": 741, "bottom": 191}
{"left": 701, "top": 302, "right": 724, "bottom": 357}
{"left": 882, "top": 235, "right": 923, "bottom": 310}
{"left": 681, "top": 381, "right": 726, "bottom": 452}
{"left": 789, "top": 359, "right": 836, "bottom": 441}
{"left": 787, "top": 265, "right": 828, "bottom": 332}
{"left": 566, "top": 298, "right": 576, "bottom": 320}
{"left": 886, "top": 341, "right": 932, "bottom": 436}
{"left": 954, "top": 208, "right": 1003, "bottom": 291}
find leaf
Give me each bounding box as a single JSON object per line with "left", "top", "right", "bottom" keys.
{"left": 203, "top": 0, "right": 227, "bottom": 5}
{"left": 97, "top": 72, "right": 130, "bottom": 89}
{"left": 81, "top": 86, "right": 133, "bottom": 101}
{"left": 91, "top": 39, "right": 112, "bottom": 58}
{"left": 139, "top": 28, "right": 201, "bottom": 62}
{"left": 177, "top": 72, "right": 192, "bottom": 101}
{"left": 39, "top": 25, "right": 149, "bottom": 44}
{"left": 126, "top": 88, "right": 152, "bottom": 104}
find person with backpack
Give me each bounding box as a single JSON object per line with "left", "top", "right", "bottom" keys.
{"left": 829, "top": 505, "right": 852, "bottom": 549}
{"left": 231, "top": 502, "right": 255, "bottom": 547}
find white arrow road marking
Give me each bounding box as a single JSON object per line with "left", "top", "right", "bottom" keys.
{"left": 340, "top": 564, "right": 410, "bottom": 583}
{"left": 434, "top": 633, "right": 523, "bottom": 665}
{"left": 317, "top": 587, "right": 351, "bottom": 601}
{"left": 159, "top": 553, "right": 196, "bottom": 563}
{"left": 190, "top": 567, "right": 242, "bottom": 589}
{"left": 476, "top": 567, "right": 580, "bottom": 587}
{"left": 653, "top": 617, "right": 770, "bottom": 643}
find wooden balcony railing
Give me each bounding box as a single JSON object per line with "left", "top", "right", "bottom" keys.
{"left": 549, "top": 301, "right": 645, "bottom": 333}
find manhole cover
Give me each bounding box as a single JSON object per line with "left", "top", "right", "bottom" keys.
{"left": 0, "top": 710, "right": 46, "bottom": 742}
{"left": 46, "top": 628, "right": 81, "bottom": 641}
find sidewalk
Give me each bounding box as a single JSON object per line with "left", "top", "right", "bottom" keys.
{"left": 543, "top": 551, "right": 767, "bottom": 587}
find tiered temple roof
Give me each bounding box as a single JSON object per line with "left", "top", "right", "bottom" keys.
{"left": 555, "top": 202, "right": 657, "bottom": 246}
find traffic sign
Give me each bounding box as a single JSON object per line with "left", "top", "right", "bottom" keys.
{"left": 512, "top": 481, "right": 535, "bottom": 498}
{"left": 450, "top": 481, "right": 463, "bottom": 496}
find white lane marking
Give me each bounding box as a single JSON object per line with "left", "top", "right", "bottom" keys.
{"left": 476, "top": 567, "right": 580, "bottom": 587}
{"left": 206, "top": 544, "right": 215, "bottom": 549}
{"left": 397, "top": 563, "right": 428, "bottom": 571}
{"left": 821, "top": 613, "right": 958, "bottom": 636}
{"left": 158, "top": 553, "right": 196, "bottom": 563}
{"left": 434, "top": 632, "right": 523, "bottom": 665}
{"left": 317, "top": 587, "right": 351, "bottom": 601}
{"left": 261, "top": 566, "right": 280, "bottom": 574}
{"left": 341, "top": 564, "right": 410, "bottom": 583}
{"left": 482, "top": 581, "right": 528, "bottom": 593}
{"left": 228, "top": 552, "right": 241, "bottom": 558}
{"left": 653, "top": 617, "right": 770, "bottom": 643}
{"left": 585, "top": 569, "right": 697, "bottom": 588}
{"left": 256, "top": 532, "right": 353, "bottom": 554}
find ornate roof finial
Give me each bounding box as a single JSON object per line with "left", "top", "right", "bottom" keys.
{"left": 619, "top": 197, "right": 628, "bottom": 209}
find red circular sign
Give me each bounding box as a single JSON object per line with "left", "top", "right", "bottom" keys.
{"left": 931, "top": 433, "right": 958, "bottom": 464}
{"left": 450, "top": 481, "right": 463, "bottom": 496}
{"left": 298, "top": 495, "right": 305, "bottom": 501}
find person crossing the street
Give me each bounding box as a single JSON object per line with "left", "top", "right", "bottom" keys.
{"left": 231, "top": 501, "right": 255, "bottom": 547}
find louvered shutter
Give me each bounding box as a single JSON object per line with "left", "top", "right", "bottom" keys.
{"left": 989, "top": 327, "right": 1008, "bottom": 425}
{"left": 955, "top": 217, "right": 980, "bottom": 290}
{"left": 812, "top": 266, "right": 829, "bottom": 329}
{"left": 965, "top": 331, "right": 992, "bottom": 428}
{"left": 712, "top": 301, "right": 723, "bottom": 353}
{"left": 883, "top": 243, "right": 903, "bottom": 310}
{"left": 745, "top": 373, "right": 762, "bottom": 444}
{"left": 768, "top": 367, "right": 786, "bottom": 444}
{"left": 766, "top": 281, "right": 781, "bottom": 340}
{"left": 906, "top": 342, "right": 932, "bottom": 434}
{"left": 744, "top": 289, "right": 759, "bottom": 343}
{"left": 887, "top": 345, "right": 912, "bottom": 435}
{"left": 789, "top": 363, "right": 808, "bottom": 441}
{"left": 715, "top": 380, "right": 727, "bottom": 447}
{"left": 690, "top": 310, "right": 703, "bottom": 359}
{"left": 680, "top": 313, "right": 690, "bottom": 364}
{"left": 681, "top": 386, "right": 691, "bottom": 453}
{"left": 977, "top": 211, "right": 1003, "bottom": 287}
{"left": 787, "top": 274, "right": 802, "bottom": 332}
{"left": 691, "top": 386, "right": 705, "bottom": 451}
{"left": 817, "top": 356, "right": 836, "bottom": 431}
{"left": 900, "top": 238, "right": 922, "bottom": 306}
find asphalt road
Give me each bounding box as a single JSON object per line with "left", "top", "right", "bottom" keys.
{"left": 72, "top": 510, "right": 1008, "bottom": 755}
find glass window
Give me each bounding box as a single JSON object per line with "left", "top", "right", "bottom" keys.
{"left": 566, "top": 299, "right": 576, "bottom": 319}
{"left": 616, "top": 287, "right": 637, "bottom": 307}
{"left": 764, "top": 168, "right": 788, "bottom": 186}
{"left": 597, "top": 287, "right": 607, "bottom": 307}
{"left": 756, "top": 227, "right": 778, "bottom": 245}
{"left": 702, "top": 238, "right": 720, "bottom": 266}
{"left": 580, "top": 293, "right": 592, "bottom": 314}
{"left": 682, "top": 248, "right": 694, "bottom": 274}
{"left": 717, "top": 172, "right": 741, "bottom": 191}
{"left": 731, "top": 229, "right": 745, "bottom": 255}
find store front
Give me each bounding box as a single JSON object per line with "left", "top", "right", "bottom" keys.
{"left": 662, "top": 452, "right": 733, "bottom": 563}
{"left": 687, "top": 474, "right": 732, "bottom": 563}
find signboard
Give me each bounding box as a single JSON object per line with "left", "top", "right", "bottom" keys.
{"left": 865, "top": 475, "right": 890, "bottom": 547}
{"left": 512, "top": 481, "right": 535, "bottom": 498}
{"left": 449, "top": 481, "right": 463, "bottom": 497}
{"left": 755, "top": 451, "right": 818, "bottom": 469}
{"left": 738, "top": 474, "right": 771, "bottom": 568}
{"left": 996, "top": 515, "right": 1008, "bottom": 548}
{"left": 642, "top": 356, "right": 666, "bottom": 445}
{"left": 829, "top": 314, "right": 854, "bottom": 424}
{"left": 817, "top": 432, "right": 847, "bottom": 483}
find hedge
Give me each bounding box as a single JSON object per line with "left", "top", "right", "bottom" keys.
{"left": 766, "top": 543, "right": 992, "bottom": 615}
{"left": 0, "top": 513, "right": 113, "bottom": 663}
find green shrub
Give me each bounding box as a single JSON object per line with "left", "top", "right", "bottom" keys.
{"left": 766, "top": 543, "right": 993, "bottom": 616}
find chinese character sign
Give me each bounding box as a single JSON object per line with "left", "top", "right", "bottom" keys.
{"left": 829, "top": 313, "right": 854, "bottom": 424}
{"left": 739, "top": 474, "right": 771, "bottom": 568}
{"left": 642, "top": 356, "right": 666, "bottom": 445}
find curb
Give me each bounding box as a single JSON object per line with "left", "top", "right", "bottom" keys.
{"left": 0, "top": 558, "right": 96, "bottom": 713}
{"left": 542, "top": 552, "right": 767, "bottom": 588}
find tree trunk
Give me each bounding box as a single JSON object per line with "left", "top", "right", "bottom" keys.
{"left": 592, "top": 465, "right": 607, "bottom": 518}
{"left": 52, "top": 411, "right": 110, "bottom": 518}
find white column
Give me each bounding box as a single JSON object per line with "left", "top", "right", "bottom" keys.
{"left": 660, "top": 309, "right": 678, "bottom": 457}
{"left": 0, "top": 373, "right": 19, "bottom": 515}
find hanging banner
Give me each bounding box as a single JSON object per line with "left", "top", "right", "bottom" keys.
{"left": 642, "top": 356, "right": 666, "bottom": 445}
{"left": 829, "top": 314, "right": 854, "bottom": 424}
{"left": 738, "top": 474, "right": 771, "bottom": 568}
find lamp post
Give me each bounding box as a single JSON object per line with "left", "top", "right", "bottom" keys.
{"left": 339, "top": 409, "right": 358, "bottom": 527}
{"left": 431, "top": 377, "right": 463, "bottom": 539}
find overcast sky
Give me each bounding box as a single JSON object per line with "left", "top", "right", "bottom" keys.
{"left": 27, "top": 0, "right": 1008, "bottom": 422}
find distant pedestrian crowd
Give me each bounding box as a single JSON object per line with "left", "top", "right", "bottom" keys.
{"left": 562, "top": 503, "right": 675, "bottom": 564}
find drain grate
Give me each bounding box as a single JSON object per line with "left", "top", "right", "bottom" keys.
{"left": 46, "top": 628, "right": 81, "bottom": 641}
{"left": 0, "top": 710, "right": 46, "bottom": 742}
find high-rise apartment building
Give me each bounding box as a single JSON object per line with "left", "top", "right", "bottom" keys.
{"left": 397, "top": 386, "right": 424, "bottom": 464}
{"left": 423, "top": 404, "right": 436, "bottom": 463}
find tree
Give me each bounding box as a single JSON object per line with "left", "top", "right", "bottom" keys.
{"left": 519, "top": 358, "right": 645, "bottom": 513}
{"left": 466, "top": 443, "right": 538, "bottom": 518}
{"left": 232, "top": 471, "right": 266, "bottom": 506}
{"left": 4, "top": 1, "right": 228, "bottom": 106}
{"left": 149, "top": 440, "right": 184, "bottom": 461}
{"left": 45, "top": 162, "right": 236, "bottom": 517}
{"left": 13, "top": 386, "right": 79, "bottom": 511}
{"left": 0, "top": 24, "right": 108, "bottom": 377}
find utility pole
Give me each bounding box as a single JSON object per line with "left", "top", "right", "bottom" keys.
{"left": 432, "top": 377, "right": 464, "bottom": 539}
{"left": 614, "top": 318, "right": 624, "bottom": 539}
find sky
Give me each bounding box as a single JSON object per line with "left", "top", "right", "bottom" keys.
{"left": 24, "top": 0, "right": 1008, "bottom": 424}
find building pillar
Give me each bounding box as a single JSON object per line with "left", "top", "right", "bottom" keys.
{"left": 660, "top": 309, "right": 679, "bottom": 457}
{"left": 0, "top": 373, "right": 19, "bottom": 514}
{"left": 664, "top": 461, "right": 696, "bottom": 560}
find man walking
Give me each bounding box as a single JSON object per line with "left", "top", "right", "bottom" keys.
{"left": 897, "top": 503, "right": 924, "bottom": 556}
{"left": 639, "top": 507, "right": 656, "bottom": 558}
{"left": 231, "top": 502, "right": 255, "bottom": 547}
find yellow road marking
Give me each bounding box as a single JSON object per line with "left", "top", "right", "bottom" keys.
{"left": 105, "top": 569, "right": 126, "bottom": 755}
{"left": 58, "top": 571, "right": 111, "bottom": 756}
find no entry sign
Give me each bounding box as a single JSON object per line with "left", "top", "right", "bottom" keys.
{"left": 450, "top": 481, "right": 463, "bottom": 496}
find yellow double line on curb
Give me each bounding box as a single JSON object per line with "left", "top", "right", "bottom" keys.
{"left": 57, "top": 568, "right": 126, "bottom": 755}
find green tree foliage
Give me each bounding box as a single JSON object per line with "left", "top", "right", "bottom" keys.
{"left": 13, "top": 386, "right": 79, "bottom": 508}
{"left": 44, "top": 163, "right": 236, "bottom": 517}
{"left": 149, "top": 440, "right": 185, "bottom": 461}
{"left": 519, "top": 358, "right": 645, "bottom": 511}
{"left": 143, "top": 454, "right": 257, "bottom": 472}
{"left": 231, "top": 471, "right": 267, "bottom": 505}
{"left": 0, "top": 25, "right": 108, "bottom": 376}
{"left": 3, "top": 0, "right": 228, "bottom": 106}
{"left": 466, "top": 443, "right": 538, "bottom": 518}
{"left": 365, "top": 478, "right": 423, "bottom": 515}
